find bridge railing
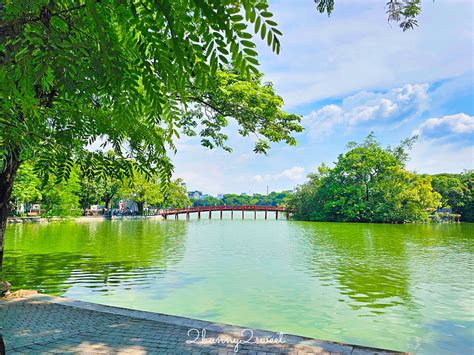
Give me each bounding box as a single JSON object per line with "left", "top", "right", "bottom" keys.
{"left": 160, "top": 205, "right": 290, "bottom": 215}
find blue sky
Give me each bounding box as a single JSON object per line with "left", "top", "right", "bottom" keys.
{"left": 172, "top": 0, "right": 474, "bottom": 195}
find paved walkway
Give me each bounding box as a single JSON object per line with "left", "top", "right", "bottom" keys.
{"left": 1, "top": 295, "right": 404, "bottom": 354}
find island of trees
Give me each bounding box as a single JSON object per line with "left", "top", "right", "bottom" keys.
{"left": 288, "top": 134, "right": 473, "bottom": 223}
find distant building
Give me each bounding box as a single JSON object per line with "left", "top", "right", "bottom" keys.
{"left": 188, "top": 191, "right": 203, "bottom": 199}
{"left": 115, "top": 200, "right": 138, "bottom": 212}
{"left": 217, "top": 194, "right": 224, "bottom": 200}
{"left": 89, "top": 204, "right": 107, "bottom": 215}
{"left": 27, "top": 203, "right": 41, "bottom": 216}
{"left": 123, "top": 200, "right": 138, "bottom": 212}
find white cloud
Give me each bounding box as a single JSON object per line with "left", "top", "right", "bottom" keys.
{"left": 236, "top": 153, "right": 254, "bottom": 163}
{"left": 253, "top": 174, "right": 263, "bottom": 183}
{"left": 413, "top": 113, "right": 474, "bottom": 138}
{"left": 257, "top": 0, "right": 473, "bottom": 108}
{"left": 408, "top": 113, "right": 474, "bottom": 173}
{"left": 304, "top": 83, "right": 429, "bottom": 138}
{"left": 175, "top": 161, "right": 228, "bottom": 194}
{"left": 408, "top": 141, "right": 474, "bottom": 174}
{"left": 253, "top": 166, "right": 305, "bottom": 183}
{"left": 280, "top": 166, "right": 306, "bottom": 180}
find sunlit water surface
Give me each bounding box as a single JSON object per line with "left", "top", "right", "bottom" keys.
{"left": 2, "top": 216, "right": 473, "bottom": 353}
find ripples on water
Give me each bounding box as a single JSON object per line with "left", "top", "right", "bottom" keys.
{"left": 2, "top": 218, "right": 473, "bottom": 354}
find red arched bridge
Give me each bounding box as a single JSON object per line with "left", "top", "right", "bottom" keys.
{"left": 161, "top": 205, "right": 293, "bottom": 220}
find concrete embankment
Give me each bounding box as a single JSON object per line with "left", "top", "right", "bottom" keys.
{"left": 1, "top": 294, "right": 406, "bottom": 354}
{"left": 7, "top": 215, "right": 164, "bottom": 224}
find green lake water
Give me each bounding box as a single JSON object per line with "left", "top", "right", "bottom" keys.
{"left": 1, "top": 216, "right": 473, "bottom": 353}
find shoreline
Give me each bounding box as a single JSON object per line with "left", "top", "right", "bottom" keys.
{"left": 1, "top": 293, "right": 406, "bottom": 354}
{"left": 7, "top": 215, "right": 468, "bottom": 225}
{"left": 7, "top": 215, "right": 164, "bottom": 224}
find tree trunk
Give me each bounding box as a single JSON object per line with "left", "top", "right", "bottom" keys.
{"left": 0, "top": 333, "right": 5, "bottom": 354}
{"left": 0, "top": 152, "right": 21, "bottom": 271}
{"left": 103, "top": 190, "right": 116, "bottom": 210}
{"left": 137, "top": 202, "right": 144, "bottom": 215}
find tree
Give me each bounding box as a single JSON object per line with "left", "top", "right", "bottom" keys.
{"left": 0, "top": 0, "right": 302, "bottom": 268}
{"left": 289, "top": 134, "right": 441, "bottom": 223}
{"left": 118, "top": 173, "right": 164, "bottom": 215}
{"left": 314, "top": 0, "right": 424, "bottom": 31}
{"left": 79, "top": 173, "right": 118, "bottom": 211}
{"left": 77, "top": 151, "right": 119, "bottom": 210}
{"left": 249, "top": 191, "right": 290, "bottom": 206}
{"left": 162, "top": 179, "right": 191, "bottom": 209}
{"left": 118, "top": 172, "right": 190, "bottom": 214}
{"left": 100, "top": 177, "right": 119, "bottom": 210}
{"left": 192, "top": 195, "right": 222, "bottom": 207}
{"left": 288, "top": 164, "right": 330, "bottom": 221}
{"left": 190, "top": 190, "right": 293, "bottom": 207}
{"left": 371, "top": 169, "right": 441, "bottom": 223}
{"left": 430, "top": 171, "right": 474, "bottom": 222}
{"left": 458, "top": 171, "right": 474, "bottom": 222}
{"left": 42, "top": 169, "right": 82, "bottom": 217}
{"left": 10, "top": 162, "right": 42, "bottom": 214}
{"left": 431, "top": 174, "right": 466, "bottom": 211}
{"left": 78, "top": 174, "right": 105, "bottom": 212}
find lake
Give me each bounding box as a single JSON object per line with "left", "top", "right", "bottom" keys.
{"left": 1, "top": 216, "right": 473, "bottom": 353}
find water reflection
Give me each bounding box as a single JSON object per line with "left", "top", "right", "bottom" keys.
{"left": 293, "top": 223, "right": 473, "bottom": 312}
{"left": 293, "top": 223, "right": 411, "bottom": 310}
{"left": 1, "top": 220, "right": 188, "bottom": 295}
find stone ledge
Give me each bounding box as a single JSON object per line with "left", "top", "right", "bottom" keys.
{"left": 7, "top": 215, "right": 164, "bottom": 224}
{"left": 2, "top": 294, "right": 407, "bottom": 354}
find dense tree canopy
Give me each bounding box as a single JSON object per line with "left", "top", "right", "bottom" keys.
{"left": 191, "top": 191, "right": 291, "bottom": 207}
{"left": 0, "top": 0, "right": 300, "bottom": 182}
{"left": 289, "top": 134, "right": 442, "bottom": 223}
{"left": 41, "top": 168, "right": 82, "bottom": 217}
{"left": 10, "top": 162, "right": 42, "bottom": 211}
{"left": 10, "top": 161, "right": 191, "bottom": 217}
{"left": 79, "top": 173, "right": 118, "bottom": 210}
{"left": 119, "top": 172, "right": 190, "bottom": 214}
{"left": 119, "top": 173, "right": 165, "bottom": 215}
{"left": 430, "top": 171, "right": 474, "bottom": 222}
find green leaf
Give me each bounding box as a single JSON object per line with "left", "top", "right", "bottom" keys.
{"left": 241, "top": 40, "right": 256, "bottom": 48}
{"left": 255, "top": 16, "right": 261, "bottom": 33}
{"left": 260, "top": 11, "right": 273, "bottom": 18}
{"left": 261, "top": 24, "right": 267, "bottom": 40}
